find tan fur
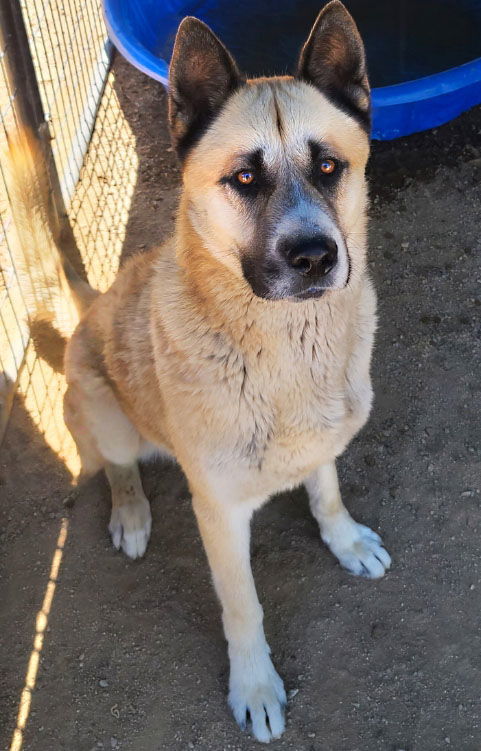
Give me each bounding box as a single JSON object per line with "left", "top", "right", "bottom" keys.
{"left": 6, "top": 129, "right": 98, "bottom": 322}
{"left": 9, "top": 60, "right": 389, "bottom": 742}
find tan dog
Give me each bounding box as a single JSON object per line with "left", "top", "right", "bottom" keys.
{"left": 9, "top": 1, "right": 390, "bottom": 741}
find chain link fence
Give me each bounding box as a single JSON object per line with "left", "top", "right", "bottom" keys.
{"left": 0, "top": 0, "right": 136, "bottom": 459}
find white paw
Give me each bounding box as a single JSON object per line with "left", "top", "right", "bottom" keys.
{"left": 322, "top": 514, "right": 391, "bottom": 579}
{"left": 229, "top": 646, "right": 286, "bottom": 743}
{"left": 109, "top": 499, "right": 151, "bottom": 560}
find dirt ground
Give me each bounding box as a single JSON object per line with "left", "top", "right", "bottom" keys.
{"left": 1, "top": 55, "right": 481, "bottom": 751}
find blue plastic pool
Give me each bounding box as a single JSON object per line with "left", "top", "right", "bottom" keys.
{"left": 103, "top": 0, "right": 481, "bottom": 139}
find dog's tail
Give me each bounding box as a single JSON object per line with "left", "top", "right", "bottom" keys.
{"left": 6, "top": 127, "right": 98, "bottom": 321}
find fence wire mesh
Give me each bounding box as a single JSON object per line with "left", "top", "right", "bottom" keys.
{"left": 20, "top": 0, "right": 109, "bottom": 201}
{"left": 0, "top": 0, "right": 134, "bottom": 465}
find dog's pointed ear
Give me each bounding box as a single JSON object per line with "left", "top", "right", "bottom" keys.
{"left": 168, "top": 17, "right": 243, "bottom": 159}
{"left": 297, "top": 1, "right": 370, "bottom": 130}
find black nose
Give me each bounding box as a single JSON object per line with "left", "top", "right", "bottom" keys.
{"left": 286, "top": 236, "right": 338, "bottom": 277}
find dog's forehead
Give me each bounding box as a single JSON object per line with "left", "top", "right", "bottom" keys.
{"left": 189, "top": 78, "right": 369, "bottom": 173}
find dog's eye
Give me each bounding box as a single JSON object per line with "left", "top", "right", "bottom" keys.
{"left": 236, "top": 170, "right": 255, "bottom": 185}
{"left": 320, "top": 159, "right": 336, "bottom": 175}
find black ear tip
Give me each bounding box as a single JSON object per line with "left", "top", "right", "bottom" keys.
{"left": 177, "top": 16, "right": 205, "bottom": 32}
{"left": 178, "top": 15, "right": 202, "bottom": 27}
{"left": 322, "top": 0, "right": 349, "bottom": 14}
{"left": 319, "top": 0, "right": 356, "bottom": 24}
{"left": 324, "top": 0, "right": 344, "bottom": 8}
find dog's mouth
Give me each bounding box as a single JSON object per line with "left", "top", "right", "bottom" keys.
{"left": 242, "top": 272, "right": 346, "bottom": 302}
{"left": 241, "top": 258, "right": 349, "bottom": 302}
{"left": 293, "top": 286, "right": 326, "bottom": 301}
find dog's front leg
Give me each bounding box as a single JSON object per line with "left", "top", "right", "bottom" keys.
{"left": 192, "top": 492, "right": 286, "bottom": 743}
{"left": 305, "top": 462, "right": 391, "bottom": 578}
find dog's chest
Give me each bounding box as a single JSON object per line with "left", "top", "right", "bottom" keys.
{"left": 199, "top": 321, "right": 353, "bottom": 483}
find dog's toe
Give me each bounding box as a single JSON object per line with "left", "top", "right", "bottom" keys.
{"left": 109, "top": 517, "right": 123, "bottom": 550}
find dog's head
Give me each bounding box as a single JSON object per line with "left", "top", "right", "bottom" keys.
{"left": 168, "top": 1, "right": 370, "bottom": 301}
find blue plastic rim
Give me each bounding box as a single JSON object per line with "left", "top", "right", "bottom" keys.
{"left": 103, "top": 0, "right": 481, "bottom": 140}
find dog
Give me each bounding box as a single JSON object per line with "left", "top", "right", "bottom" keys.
{"left": 9, "top": 1, "right": 390, "bottom": 741}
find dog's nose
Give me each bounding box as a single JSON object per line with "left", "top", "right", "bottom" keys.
{"left": 286, "top": 236, "right": 338, "bottom": 277}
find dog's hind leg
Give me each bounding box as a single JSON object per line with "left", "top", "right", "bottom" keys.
{"left": 305, "top": 462, "right": 391, "bottom": 579}
{"left": 64, "top": 378, "right": 152, "bottom": 559}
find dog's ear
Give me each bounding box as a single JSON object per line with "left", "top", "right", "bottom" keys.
{"left": 168, "top": 17, "right": 243, "bottom": 160}
{"left": 297, "top": 1, "right": 370, "bottom": 131}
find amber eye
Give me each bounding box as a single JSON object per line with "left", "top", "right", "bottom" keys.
{"left": 237, "top": 170, "right": 255, "bottom": 185}
{"left": 320, "top": 159, "right": 336, "bottom": 175}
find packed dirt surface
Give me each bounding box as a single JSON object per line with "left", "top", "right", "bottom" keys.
{"left": 1, "top": 55, "right": 481, "bottom": 751}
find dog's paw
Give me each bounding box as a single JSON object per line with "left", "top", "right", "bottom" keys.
{"left": 109, "top": 499, "right": 151, "bottom": 560}
{"left": 229, "top": 647, "right": 286, "bottom": 743}
{"left": 322, "top": 514, "right": 391, "bottom": 579}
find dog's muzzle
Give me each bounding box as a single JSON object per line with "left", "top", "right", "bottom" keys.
{"left": 241, "top": 230, "right": 349, "bottom": 301}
